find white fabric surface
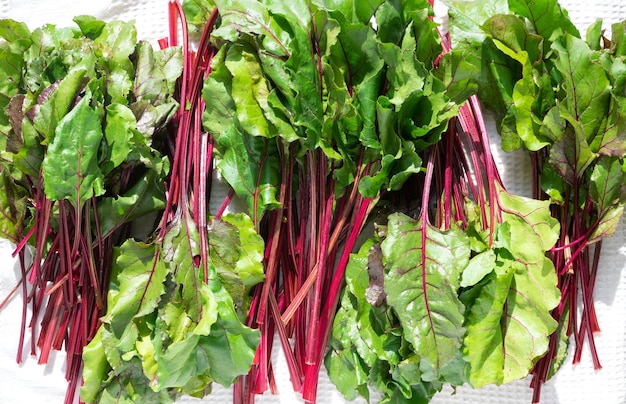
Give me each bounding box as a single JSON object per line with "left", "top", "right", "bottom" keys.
{"left": 0, "top": 1, "right": 624, "bottom": 403}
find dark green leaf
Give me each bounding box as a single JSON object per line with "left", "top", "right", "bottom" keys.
{"left": 97, "top": 169, "right": 165, "bottom": 238}
{"left": 33, "top": 68, "right": 89, "bottom": 141}
{"left": 213, "top": 125, "right": 282, "bottom": 226}
{"left": 41, "top": 94, "right": 105, "bottom": 205}
{"left": 73, "top": 15, "right": 106, "bottom": 39}
{"left": 134, "top": 42, "right": 183, "bottom": 103}
{"left": 552, "top": 33, "right": 611, "bottom": 143}
{"left": 589, "top": 156, "right": 625, "bottom": 214}
{"left": 102, "top": 103, "right": 136, "bottom": 174}
{"left": 102, "top": 240, "right": 168, "bottom": 338}
{"left": 548, "top": 122, "right": 596, "bottom": 186}
{"left": 507, "top": 0, "right": 579, "bottom": 42}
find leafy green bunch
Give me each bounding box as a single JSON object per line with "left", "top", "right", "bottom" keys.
{"left": 193, "top": 0, "right": 563, "bottom": 403}
{"left": 444, "top": 0, "right": 626, "bottom": 399}
{"left": 201, "top": 0, "right": 457, "bottom": 223}
{"left": 79, "top": 5, "right": 265, "bottom": 403}
{"left": 327, "top": 187, "right": 561, "bottom": 403}
{"left": 197, "top": 0, "right": 470, "bottom": 401}
{"left": 0, "top": 15, "right": 178, "bottom": 244}
{"left": 0, "top": 15, "right": 181, "bottom": 402}
{"left": 81, "top": 211, "right": 265, "bottom": 403}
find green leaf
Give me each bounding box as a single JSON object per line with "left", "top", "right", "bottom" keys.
{"left": 156, "top": 266, "right": 260, "bottom": 390}
{"left": 102, "top": 240, "right": 168, "bottom": 338}
{"left": 325, "top": 345, "right": 370, "bottom": 401}
{"left": 42, "top": 94, "right": 105, "bottom": 205}
{"left": 162, "top": 214, "right": 203, "bottom": 322}
{"left": 0, "top": 44, "right": 24, "bottom": 100}
{"left": 589, "top": 156, "right": 625, "bottom": 214}
{"left": 202, "top": 49, "right": 236, "bottom": 135}
{"left": 219, "top": 213, "right": 265, "bottom": 289}
{"left": 0, "top": 170, "right": 26, "bottom": 243}
{"left": 182, "top": 0, "right": 216, "bottom": 32}
{"left": 585, "top": 19, "right": 604, "bottom": 51}
{"left": 213, "top": 125, "right": 282, "bottom": 226}
{"left": 589, "top": 94, "right": 626, "bottom": 157}
{"left": 134, "top": 42, "right": 183, "bottom": 103}
{"left": 460, "top": 249, "right": 496, "bottom": 288}
{"left": 485, "top": 18, "right": 550, "bottom": 151}
{"left": 441, "top": 0, "right": 509, "bottom": 105}
{"left": 547, "top": 304, "right": 570, "bottom": 379}
{"left": 382, "top": 213, "right": 470, "bottom": 381}
{"left": 589, "top": 203, "right": 625, "bottom": 242}
{"left": 12, "top": 110, "right": 45, "bottom": 178}
{"left": 204, "top": 52, "right": 282, "bottom": 225}
{"left": 207, "top": 217, "right": 245, "bottom": 305}
{"left": 98, "top": 357, "right": 176, "bottom": 404}
{"left": 497, "top": 188, "right": 560, "bottom": 252}
{"left": 327, "top": 236, "right": 421, "bottom": 403}
{"left": 223, "top": 43, "right": 274, "bottom": 138}
{"left": 73, "top": 15, "right": 106, "bottom": 39}
{"left": 381, "top": 23, "right": 427, "bottom": 107}
{"left": 102, "top": 103, "right": 136, "bottom": 174}
{"left": 465, "top": 188, "right": 560, "bottom": 385}
{"left": 93, "top": 20, "right": 137, "bottom": 61}
{"left": 552, "top": 33, "right": 611, "bottom": 144}
{"left": 507, "top": 0, "right": 579, "bottom": 42}
{"left": 0, "top": 18, "right": 31, "bottom": 43}
{"left": 195, "top": 281, "right": 260, "bottom": 386}
{"left": 548, "top": 122, "right": 596, "bottom": 186}
{"left": 463, "top": 267, "right": 513, "bottom": 387}
{"left": 97, "top": 171, "right": 166, "bottom": 238}
{"left": 443, "top": 0, "right": 508, "bottom": 46}
{"left": 33, "top": 68, "right": 89, "bottom": 141}
{"left": 80, "top": 331, "right": 111, "bottom": 403}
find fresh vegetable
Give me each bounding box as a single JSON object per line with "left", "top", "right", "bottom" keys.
{"left": 1, "top": 1, "right": 619, "bottom": 403}
{"left": 0, "top": 15, "right": 179, "bottom": 403}
{"left": 80, "top": 3, "right": 264, "bottom": 402}
{"left": 322, "top": 0, "right": 567, "bottom": 402}
{"left": 444, "top": 0, "right": 626, "bottom": 401}
{"left": 196, "top": 0, "right": 465, "bottom": 401}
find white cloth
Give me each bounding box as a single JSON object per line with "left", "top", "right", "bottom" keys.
{"left": 0, "top": 1, "right": 624, "bottom": 403}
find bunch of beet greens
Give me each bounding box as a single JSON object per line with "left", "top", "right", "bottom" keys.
{"left": 445, "top": 0, "right": 626, "bottom": 402}
{"left": 0, "top": 14, "right": 181, "bottom": 403}
{"left": 81, "top": 2, "right": 264, "bottom": 402}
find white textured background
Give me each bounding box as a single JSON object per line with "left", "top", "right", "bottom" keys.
{"left": 0, "top": 1, "right": 625, "bottom": 403}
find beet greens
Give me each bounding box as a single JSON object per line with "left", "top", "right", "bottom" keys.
{"left": 1, "top": 0, "right": 620, "bottom": 403}
{"left": 444, "top": 0, "right": 626, "bottom": 401}
{"left": 198, "top": 0, "right": 463, "bottom": 401}
{"left": 0, "top": 16, "right": 180, "bottom": 403}
{"left": 80, "top": 3, "right": 263, "bottom": 401}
